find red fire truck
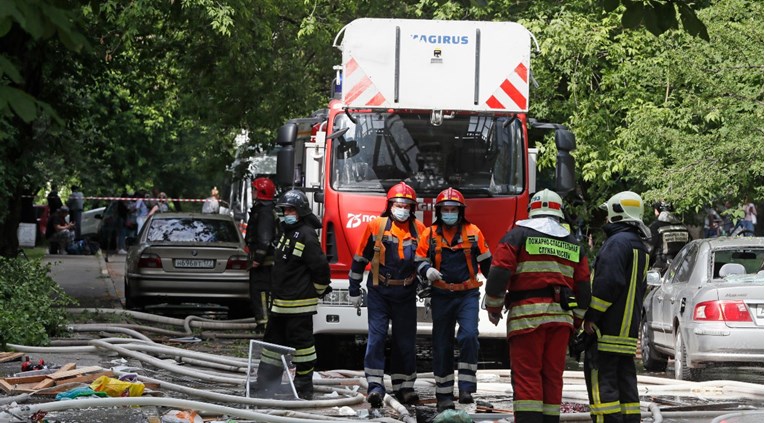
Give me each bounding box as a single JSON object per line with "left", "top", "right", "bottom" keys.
{"left": 274, "top": 18, "right": 576, "bottom": 365}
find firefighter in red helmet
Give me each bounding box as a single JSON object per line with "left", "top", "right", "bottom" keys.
{"left": 484, "top": 189, "right": 591, "bottom": 423}
{"left": 245, "top": 177, "right": 279, "bottom": 327}
{"left": 415, "top": 187, "right": 491, "bottom": 412}
{"left": 349, "top": 181, "right": 425, "bottom": 408}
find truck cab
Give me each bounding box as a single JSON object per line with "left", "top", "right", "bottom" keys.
{"left": 275, "top": 18, "right": 576, "bottom": 366}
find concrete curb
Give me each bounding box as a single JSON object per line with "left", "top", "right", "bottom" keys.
{"left": 96, "top": 251, "right": 122, "bottom": 308}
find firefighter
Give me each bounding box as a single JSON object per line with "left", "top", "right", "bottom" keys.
{"left": 583, "top": 191, "right": 650, "bottom": 423}
{"left": 245, "top": 177, "right": 279, "bottom": 327}
{"left": 253, "top": 189, "right": 330, "bottom": 400}
{"left": 415, "top": 187, "right": 491, "bottom": 412}
{"left": 348, "top": 182, "right": 426, "bottom": 408}
{"left": 484, "top": 189, "right": 591, "bottom": 423}
{"left": 648, "top": 201, "right": 690, "bottom": 273}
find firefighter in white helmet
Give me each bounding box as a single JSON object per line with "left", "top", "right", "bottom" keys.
{"left": 485, "top": 189, "right": 591, "bottom": 423}
{"left": 583, "top": 191, "right": 650, "bottom": 423}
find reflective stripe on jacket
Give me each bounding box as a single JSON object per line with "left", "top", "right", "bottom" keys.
{"left": 485, "top": 224, "right": 590, "bottom": 338}
{"left": 270, "top": 221, "right": 330, "bottom": 315}
{"left": 585, "top": 223, "right": 649, "bottom": 355}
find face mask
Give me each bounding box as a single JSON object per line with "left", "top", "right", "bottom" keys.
{"left": 441, "top": 212, "right": 459, "bottom": 226}
{"left": 391, "top": 208, "right": 410, "bottom": 222}
{"left": 282, "top": 215, "right": 298, "bottom": 225}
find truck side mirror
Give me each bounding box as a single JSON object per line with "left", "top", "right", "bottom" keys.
{"left": 554, "top": 129, "right": 576, "bottom": 195}
{"left": 314, "top": 192, "right": 324, "bottom": 204}
{"left": 276, "top": 123, "right": 297, "bottom": 187}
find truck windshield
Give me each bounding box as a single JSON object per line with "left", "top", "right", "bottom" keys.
{"left": 330, "top": 112, "right": 524, "bottom": 197}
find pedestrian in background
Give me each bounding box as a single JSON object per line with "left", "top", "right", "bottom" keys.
{"left": 415, "top": 187, "right": 491, "bottom": 412}
{"left": 67, "top": 185, "right": 85, "bottom": 239}
{"left": 148, "top": 192, "right": 170, "bottom": 217}
{"left": 348, "top": 182, "right": 425, "bottom": 408}
{"left": 245, "top": 178, "right": 279, "bottom": 329}
{"left": 703, "top": 206, "right": 722, "bottom": 238}
{"left": 202, "top": 186, "right": 221, "bottom": 214}
{"left": 253, "top": 189, "right": 330, "bottom": 400}
{"left": 740, "top": 198, "right": 757, "bottom": 235}
{"left": 584, "top": 191, "right": 650, "bottom": 423}
{"left": 133, "top": 191, "right": 149, "bottom": 233}
{"left": 47, "top": 185, "right": 63, "bottom": 215}
{"left": 50, "top": 206, "right": 75, "bottom": 254}
{"left": 485, "top": 189, "right": 590, "bottom": 423}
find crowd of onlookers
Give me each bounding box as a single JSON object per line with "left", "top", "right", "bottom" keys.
{"left": 703, "top": 200, "right": 758, "bottom": 238}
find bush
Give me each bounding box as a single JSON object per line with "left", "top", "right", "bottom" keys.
{"left": 0, "top": 257, "right": 77, "bottom": 346}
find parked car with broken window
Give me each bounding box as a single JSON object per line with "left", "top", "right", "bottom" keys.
{"left": 124, "top": 212, "right": 251, "bottom": 318}
{"left": 641, "top": 237, "right": 764, "bottom": 380}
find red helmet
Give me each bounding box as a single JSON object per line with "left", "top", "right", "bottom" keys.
{"left": 435, "top": 188, "right": 465, "bottom": 208}
{"left": 252, "top": 177, "right": 276, "bottom": 201}
{"left": 386, "top": 182, "right": 417, "bottom": 205}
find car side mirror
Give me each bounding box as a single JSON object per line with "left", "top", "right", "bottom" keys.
{"left": 126, "top": 237, "right": 137, "bottom": 247}
{"left": 646, "top": 270, "right": 661, "bottom": 287}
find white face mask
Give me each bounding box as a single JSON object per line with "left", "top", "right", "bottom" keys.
{"left": 441, "top": 212, "right": 459, "bottom": 226}
{"left": 391, "top": 208, "right": 410, "bottom": 222}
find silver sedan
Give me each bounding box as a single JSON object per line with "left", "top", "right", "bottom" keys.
{"left": 641, "top": 237, "right": 764, "bottom": 380}
{"left": 124, "top": 212, "right": 251, "bottom": 317}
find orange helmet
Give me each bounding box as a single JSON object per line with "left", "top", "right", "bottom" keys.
{"left": 252, "top": 177, "right": 276, "bottom": 201}
{"left": 386, "top": 182, "right": 417, "bottom": 205}
{"left": 435, "top": 188, "right": 465, "bottom": 208}
{"left": 435, "top": 187, "right": 468, "bottom": 224}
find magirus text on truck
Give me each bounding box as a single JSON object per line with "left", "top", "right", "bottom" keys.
{"left": 274, "top": 18, "right": 577, "bottom": 368}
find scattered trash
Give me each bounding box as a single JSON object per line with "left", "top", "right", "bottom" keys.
{"left": 356, "top": 409, "right": 369, "bottom": 418}
{"left": 55, "top": 386, "right": 108, "bottom": 400}
{"left": 433, "top": 409, "right": 472, "bottom": 423}
{"left": 337, "top": 405, "right": 356, "bottom": 416}
{"left": 90, "top": 375, "right": 145, "bottom": 397}
{"left": 21, "top": 356, "right": 46, "bottom": 372}
{"left": 161, "top": 409, "right": 203, "bottom": 423}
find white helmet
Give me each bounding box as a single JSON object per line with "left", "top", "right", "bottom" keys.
{"left": 601, "top": 191, "right": 644, "bottom": 224}
{"left": 528, "top": 189, "right": 564, "bottom": 219}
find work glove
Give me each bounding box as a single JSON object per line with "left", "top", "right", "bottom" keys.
{"left": 488, "top": 312, "right": 503, "bottom": 326}
{"left": 426, "top": 267, "right": 443, "bottom": 282}
{"left": 349, "top": 295, "right": 362, "bottom": 308}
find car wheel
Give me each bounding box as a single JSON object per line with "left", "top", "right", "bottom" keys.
{"left": 641, "top": 319, "right": 667, "bottom": 371}
{"left": 674, "top": 330, "right": 702, "bottom": 381}
{"left": 124, "top": 278, "right": 144, "bottom": 311}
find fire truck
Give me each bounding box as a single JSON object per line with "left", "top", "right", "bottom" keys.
{"left": 274, "top": 19, "right": 576, "bottom": 365}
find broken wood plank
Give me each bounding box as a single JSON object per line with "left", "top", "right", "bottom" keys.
{"left": 2, "top": 375, "right": 48, "bottom": 385}
{"left": 56, "top": 370, "right": 113, "bottom": 385}
{"left": 47, "top": 366, "right": 104, "bottom": 380}
{"left": 0, "top": 352, "right": 24, "bottom": 363}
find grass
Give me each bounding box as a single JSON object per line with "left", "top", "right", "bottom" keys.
{"left": 19, "top": 246, "right": 47, "bottom": 260}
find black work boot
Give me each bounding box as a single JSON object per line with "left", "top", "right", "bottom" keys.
{"left": 367, "top": 391, "right": 384, "bottom": 408}
{"left": 436, "top": 397, "right": 455, "bottom": 413}
{"left": 394, "top": 389, "right": 420, "bottom": 405}
{"left": 458, "top": 390, "right": 474, "bottom": 404}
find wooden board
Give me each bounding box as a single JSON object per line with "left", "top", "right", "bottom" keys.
{"left": 0, "top": 352, "right": 24, "bottom": 363}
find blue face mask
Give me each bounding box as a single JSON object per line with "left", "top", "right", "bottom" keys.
{"left": 391, "top": 208, "right": 410, "bottom": 222}
{"left": 282, "top": 215, "right": 298, "bottom": 225}
{"left": 441, "top": 212, "right": 459, "bottom": 226}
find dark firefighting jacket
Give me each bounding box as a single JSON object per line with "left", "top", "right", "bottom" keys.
{"left": 245, "top": 200, "right": 278, "bottom": 265}
{"left": 270, "top": 220, "right": 330, "bottom": 315}
{"left": 585, "top": 223, "right": 649, "bottom": 356}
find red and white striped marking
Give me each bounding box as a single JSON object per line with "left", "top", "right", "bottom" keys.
{"left": 485, "top": 62, "right": 529, "bottom": 111}
{"left": 344, "top": 57, "right": 389, "bottom": 107}
{"left": 82, "top": 196, "right": 208, "bottom": 203}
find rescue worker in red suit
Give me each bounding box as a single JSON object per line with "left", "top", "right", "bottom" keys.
{"left": 254, "top": 189, "right": 330, "bottom": 400}
{"left": 348, "top": 182, "right": 426, "bottom": 408}
{"left": 583, "top": 191, "right": 650, "bottom": 423}
{"left": 415, "top": 188, "right": 491, "bottom": 412}
{"left": 484, "top": 189, "right": 591, "bottom": 423}
{"left": 245, "top": 177, "right": 278, "bottom": 327}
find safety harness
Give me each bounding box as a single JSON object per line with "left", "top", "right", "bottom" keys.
{"left": 371, "top": 217, "right": 419, "bottom": 287}
{"left": 431, "top": 224, "right": 483, "bottom": 292}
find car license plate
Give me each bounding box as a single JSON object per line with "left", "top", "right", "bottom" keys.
{"left": 174, "top": 259, "right": 215, "bottom": 269}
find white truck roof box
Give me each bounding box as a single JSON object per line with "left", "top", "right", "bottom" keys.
{"left": 337, "top": 18, "right": 532, "bottom": 113}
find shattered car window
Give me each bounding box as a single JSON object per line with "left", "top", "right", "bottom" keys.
{"left": 146, "top": 218, "right": 240, "bottom": 243}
